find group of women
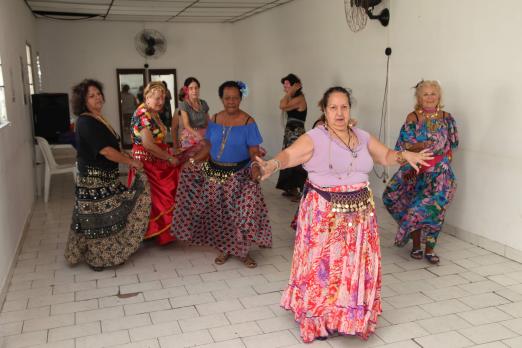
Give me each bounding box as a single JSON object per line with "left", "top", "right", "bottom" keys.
{"left": 64, "top": 75, "right": 458, "bottom": 343}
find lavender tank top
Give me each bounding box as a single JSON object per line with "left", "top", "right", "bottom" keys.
{"left": 303, "top": 126, "right": 374, "bottom": 187}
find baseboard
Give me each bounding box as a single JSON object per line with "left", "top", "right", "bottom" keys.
{"left": 445, "top": 224, "right": 522, "bottom": 263}
{"left": 0, "top": 201, "right": 35, "bottom": 307}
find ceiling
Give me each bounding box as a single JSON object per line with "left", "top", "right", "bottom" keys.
{"left": 25, "top": 0, "right": 295, "bottom": 23}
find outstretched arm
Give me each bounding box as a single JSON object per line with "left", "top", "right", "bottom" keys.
{"left": 255, "top": 134, "right": 314, "bottom": 180}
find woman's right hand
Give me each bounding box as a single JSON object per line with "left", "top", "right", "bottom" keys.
{"left": 287, "top": 82, "right": 302, "bottom": 97}
{"left": 130, "top": 159, "right": 143, "bottom": 170}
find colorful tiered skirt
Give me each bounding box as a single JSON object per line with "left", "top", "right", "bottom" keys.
{"left": 281, "top": 181, "right": 382, "bottom": 342}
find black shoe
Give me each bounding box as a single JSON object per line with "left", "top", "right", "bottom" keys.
{"left": 89, "top": 265, "right": 104, "bottom": 272}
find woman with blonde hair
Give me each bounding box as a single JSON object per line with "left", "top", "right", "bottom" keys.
{"left": 129, "top": 81, "right": 185, "bottom": 245}
{"left": 383, "top": 80, "right": 459, "bottom": 264}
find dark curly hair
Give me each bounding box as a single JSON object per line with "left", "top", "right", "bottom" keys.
{"left": 218, "top": 81, "right": 242, "bottom": 99}
{"left": 281, "top": 73, "right": 303, "bottom": 97}
{"left": 71, "top": 79, "right": 105, "bottom": 115}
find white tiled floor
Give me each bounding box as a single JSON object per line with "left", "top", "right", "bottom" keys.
{"left": 2, "top": 176, "right": 522, "bottom": 347}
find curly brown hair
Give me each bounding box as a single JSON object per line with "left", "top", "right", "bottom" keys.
{"left": 71, "top": 79, "right": 105, "bottom": 115}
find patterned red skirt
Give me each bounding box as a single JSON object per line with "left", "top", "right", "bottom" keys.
{"left": 171, "top": 161, "right": 271, "bottom": 257}
{"left": 281, "top": 181, "right": 382, "bottom": 342}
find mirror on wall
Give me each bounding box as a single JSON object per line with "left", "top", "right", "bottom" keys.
{"left": 116, "top": 69, "right": 145, "bottom": 148}
{"left": 116, "top": 68, "right": 177, "bottom": 149}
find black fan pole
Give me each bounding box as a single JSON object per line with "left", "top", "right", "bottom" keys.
{"left": 366, "top": 7, "right": 390, "bottom": 27}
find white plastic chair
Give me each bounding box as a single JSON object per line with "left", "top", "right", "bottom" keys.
{"left": 35, "top": 136, "right": 76, "bottom": 203}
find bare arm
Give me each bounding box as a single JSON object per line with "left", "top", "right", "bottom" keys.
{"left": 279, "top": 94, "right": 306, "bottom": 112}
{"left": 99, "top": 146, "right": 142, "bottom": 169}
{"left": 368, "top": 135, "right": 432, "bottom": 172}
{"left": 180, "top": 110, "right": 201, "bottom": 139}
{"left": 140, "top": 128, "right": 174, "bottom": 162}
{"left": 255, "top": 134, "right": 314, "bottom": 180}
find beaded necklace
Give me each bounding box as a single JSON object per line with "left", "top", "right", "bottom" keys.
{"left": 419, "top": 106, "right": 441, "bottom": 132}
{"left": 325, "top": 126, "right": 359, "bottom": 180}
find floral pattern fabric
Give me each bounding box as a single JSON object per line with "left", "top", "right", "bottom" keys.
{"left": 382, "top": 111, "right": 459, "bottom": 250}
{"left": 281, "top": 181, "right": 382, "bottom": 343}
{"left": 131, "top": 103, "right": 166, "bottom": 144}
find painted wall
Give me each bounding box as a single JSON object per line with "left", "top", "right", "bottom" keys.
{"left": 232, "top": 0, "right": 390, "bottom": 189}
{"left": 36, "top": 20, "right": 236, "bottom": 132}
{"left": 232, "top": 0, "right": 522, "bottom": 255}
{"left": 388, "top": 0, "right": 522, "bottom": 255}
{"left": 0, "top": 0, "right": 38, "bottom": 291}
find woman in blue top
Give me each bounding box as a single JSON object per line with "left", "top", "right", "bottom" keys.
{"left": 171, "top": 81, "right": 272, "bottom": 268}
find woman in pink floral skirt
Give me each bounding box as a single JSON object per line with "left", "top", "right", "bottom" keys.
{"left": 256, "top": 87, "right": 432, "bottom": 343}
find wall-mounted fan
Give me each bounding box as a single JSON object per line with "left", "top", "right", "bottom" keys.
{"left": 345, "top": 0, "right": 390, "bottom": 32}
{"left": 135, "top": 29, "right": 167, "bottom": 59}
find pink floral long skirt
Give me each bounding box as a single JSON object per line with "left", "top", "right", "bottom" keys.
{"left": 281, "top": 181, "right": 382, "bottom": 343}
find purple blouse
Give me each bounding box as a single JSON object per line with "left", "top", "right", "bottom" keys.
{"left": 303, "top": 126, "right": 374, "bottom": 187}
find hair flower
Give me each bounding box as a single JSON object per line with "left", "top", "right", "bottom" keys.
{"left": 236, "top": 81, "right": 249, "bottom": 97}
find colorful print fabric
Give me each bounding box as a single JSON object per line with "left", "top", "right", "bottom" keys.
{"left": 131, "top": 104, "right": 166, "bottom": 145}
{"left": 382, "top": 111, "right": 459, "bottom": 250}
{"left": 281, "top": 182, "right": 382, "bottom": 343}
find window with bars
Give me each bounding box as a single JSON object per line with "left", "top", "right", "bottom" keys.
{"left": 0, "top": 54, "right": 7, "bottom": 126}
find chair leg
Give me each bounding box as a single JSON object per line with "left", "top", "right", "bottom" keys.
{"left": 44, "top": 167, "right": 51, "bottom": 203}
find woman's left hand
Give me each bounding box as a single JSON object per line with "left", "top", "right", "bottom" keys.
{"left": 403, "top": 149, "right": 433, "bottom": 172}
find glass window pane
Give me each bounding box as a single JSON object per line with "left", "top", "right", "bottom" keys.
{"left": 29, "top": 84, "right": 34, "bottom": 95}
{"left": 26, "top": 45, "right": 31, "bottom": 63}
{"left": 0, "top": 68, "right": 4, "bottom": 86}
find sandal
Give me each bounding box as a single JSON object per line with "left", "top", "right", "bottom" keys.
{"left": 410, "top": 249, "right": 423, "bottom": 260}
{"left": 214, "top": 253, "right": 230, "bottom": 265}
{"left": 425, "top": 253, "right": 440, "bottom": 264}
{"left": 242, "top": 255, "right": 257, "bottom": 268}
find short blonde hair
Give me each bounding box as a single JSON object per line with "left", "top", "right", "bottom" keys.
{"left": 414, "top": 80, "right": 444, "bottom": 110}
{"left": 144, "top": 81, "right": 166, "bottom": 99}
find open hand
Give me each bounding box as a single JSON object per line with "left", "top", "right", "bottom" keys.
{"left": 255, "top": 156, "right": 279, "bottom": 181}
{"left": 404, "top": 149, "right": 433, "bottom": 172}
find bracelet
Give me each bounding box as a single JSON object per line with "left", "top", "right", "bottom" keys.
{"left": 272, "top": 159, "right": 281, "bottom": 172}
{"left": 395, "top": 151, "right": 407, "bottom": 166}
{"left": 167, "top": 156, "right": 174, "bottom": 164}
{"left": 250, "top": 162, "right": 261, "bottom": 169}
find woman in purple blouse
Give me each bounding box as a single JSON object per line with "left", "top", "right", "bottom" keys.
{"left": 256, "top": 87, "right": 432, "bottom": 343}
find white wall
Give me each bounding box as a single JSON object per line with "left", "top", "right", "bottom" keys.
{"left": 231, "top": 0, "right": 522, "bottom": 256}
{"left": 0, "top": 0, "right": 38, "bottom": 292}
{"left": 388, "top": 0, "right": 522, "bottom": 256}
{"left": 36, "top": 20, "right": 236, "bottom": 131}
